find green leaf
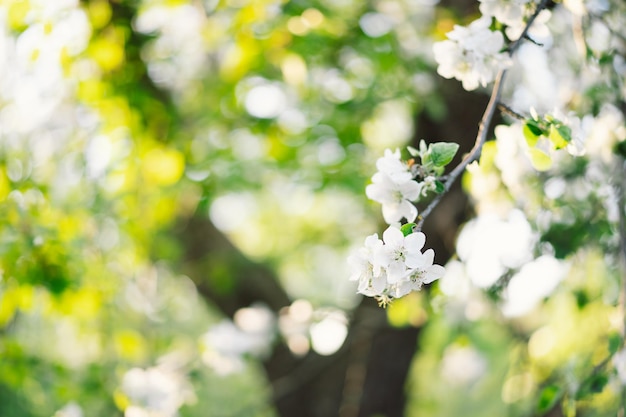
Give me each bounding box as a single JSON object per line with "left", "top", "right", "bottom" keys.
{"left": 537, "top": 385, "right": 561, "bottom": 413}
{"left": 576, "top": 372, "right": 609, "bottom": 399}
{"left": 608, "top": 332, "right": 622, "bottom": 355}
{"left": 429, "top": 142, "right": 459, "bottom": 167}
{"left": 419, "top": 139, "right": 428, "bottom": 155}
{"left": 400, "top": 223, "right": 416, "bottom": 236}
{"left": 525, "top": 119, "right": 544, "bottom": 135}
{"left": 432, "top": 166, "right": 444, "bottom": 177}
{"left": 574, "top": 290, "right": 589, "bottom": 309}
{"left": 548, "top": 124, "right": 571, "bottom": 149}
{"left": 523, "top": 121, "right": 543, "bottom": 146}
{"left": 434, "top": 180, "right": 445, "bottom": 194}
{"left": 407, "top": 146, "right": 419, "bottom": 157}
{"left": 528, "top": 148, "right": 552, "bottom": 171}
{"left": 615, "top": 140, "right": 626, "bottom": 158}
{"left": 599, "top": 51, "right": 614, "bottom": 65}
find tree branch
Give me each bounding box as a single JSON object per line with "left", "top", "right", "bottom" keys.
{"left": 416, "top": 0, "right": 553, "bottom": 230}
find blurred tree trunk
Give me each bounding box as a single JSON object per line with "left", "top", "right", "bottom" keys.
{"left": 178, "top": 216, "right": 414, "bottom": 416}
{"left": 177, "top": 78, "right": 490, "bottom": 417}
{"left": 105, "top": 0, "right": 493, "bottom": 415}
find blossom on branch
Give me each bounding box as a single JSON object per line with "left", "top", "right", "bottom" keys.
{"left": 479, "top": 0, "right": 552, "bottom": 42}
{"left": 348, "top": 226, "right": 445, "bottom": 305}
{"left": 433, "top": 16, "right": 512, "bottom": 91}
{"left": 366, "top": 149, "right": 420, "bottom": 224}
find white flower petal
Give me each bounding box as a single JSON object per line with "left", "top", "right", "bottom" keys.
{"left": 404, "top": 232, "right": 426, "bottom": 253}
{"left": 423, "top": 264, "right": 446, "bottom": 284}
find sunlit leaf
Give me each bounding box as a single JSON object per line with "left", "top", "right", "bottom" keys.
{"left": 537, "top": 385, "right": 562, "bottom": 413}
{"left": 401, "top": 223, "right": 416, "bottom": 236}
{"left": 528, "top": 148, "right": 552, "bottom": 171}
{"left": 142, "top": 147, "right": 185, "bottom": 186}
{"left": 523, "top": 121, "right": 543, "bottom": 146}
{"left": 548, "top": 124, "right": 571, "bottom": 149}
{"left": 608, "top": 333, "right": 622, "bottom": 355}
{"left": 429, "top": 142, "right": 459, "bottom": 167}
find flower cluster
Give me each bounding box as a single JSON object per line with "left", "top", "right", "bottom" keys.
{"left": 351, "top": 145, "right": 456, "bottom": 304}
{"left": 121, "top": 366, "right": 193, "bottom": 417}
{"left": 365, "top": 148, "right": 420, "bottom": 224}
{"left": 348, "top": 226, "right": 445, "bottom": 306}
{"left": 365, "top": 145, "right": 454, "bottom": 224}
{"left": 433, "top": 16, "right": 512, "bottom": 91}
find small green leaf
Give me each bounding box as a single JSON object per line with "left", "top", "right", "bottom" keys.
{"left": 523, "top": 121, "right": 543, "bottom": 146}
{"left": 576, "top": 372, "right": 609, "bottom": 399}
{"left": 614, "top": 140, "right": 626, "bottom": 158}
{"left": 525, "top": 119, "right": 544, "bottom": 136}
{"left": 608, "top": 332, "right": 622, "bottom": 355}
{"left": 574, "top": 290, "right": 589, "bottom": 309}
{"left": 528, "top": 148, "right": 552, "bottom": 171}
{"left": 587, "top": 373, "right": 609, "bottom": 394}
{"left": 548, "top": 124, "right": 571, "bottom": 149}
{"left": 400, "top": 223, "right": 416, "bottom": 236}
{"left": 419, "top": 139, "right": 427, "bottom": 155}
{"left": 429, "top": 142, "right": 459, "bottom": 167}
{"left": 432, "top": 166, "right": 444, "bottom": 177}
{"left": 537, "top": 385, "right": 561, "bottom": 413}
{"left": 599, "top": 51, "right": 614, "bottom": 65}
{"left": 407, "top": 146, "right": 419, "bottom": 157}
{"left": 434, "top": 180, "right": 445, "bottom": 194}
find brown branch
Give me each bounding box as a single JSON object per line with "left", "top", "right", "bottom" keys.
{"left": 416, "top": 0, "right": 553, "bottom": 230}
{"left": 498, "top": 103, "right": 526, "bottom": 121}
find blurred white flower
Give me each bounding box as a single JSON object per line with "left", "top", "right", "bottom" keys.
{"left": 201, "top": 304, "right": 276, "bottom": 375}
{"left": 433, "top": 16, "right": 511, "bottom": 91}
{"left": 54, "top": 402, "right": 83, "bottom": 417}
{"left": 612, "top": 347, "right": 626, "bottom": 385}
{"left": 501, "top": 255, "right": 569, "bottom": 317}
{"left": 441, "top": 345, "right": 487, "bottom": 385}
{"left": 479, "top": 0, "right": 528, "bottom": 28}
{"left": 121, "top": 366, "right": 192, "bottom": 417}
{"left": 585, "top": 104, "right": 626, "bottom": 163}
{"left": 457, "top": 210, "right": 535, "bottom": 288}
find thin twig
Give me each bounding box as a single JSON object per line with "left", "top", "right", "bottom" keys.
{"left": 498, "top": 103, "right": 526, "bottom": 121}
{"left": 416, "top": 69, "right": 506, "bottom": 230}
{"left": 416, "top": 0, "right": 552, "bottom": 230}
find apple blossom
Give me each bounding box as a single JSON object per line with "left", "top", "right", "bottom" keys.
{"left": 365, "top": 150, "right": 421, "bottom": 224}
{"left": 433, "top": 16, "right": 512, "bottom": 91}
{"left": 348, "top": 226, "right": 445, "bottom": 305}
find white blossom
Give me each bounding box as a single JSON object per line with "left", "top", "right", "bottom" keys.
{"left": 348, "top": 226, "right": 445, "bottom": 304}
{"left": 347, "top": 233, "right": 386, "bottom": 297}
{"left": 417, "top": 175, "right": 438, "bottom": 197}
{"left": 613, "top": 347, "right": 626, "bottom": 385}
{"left": 479, "top": 0, "right": 552, "bottom": 43}
{"left": 563, "top": 0, "right": 609, "bottom": 16}
{"left": 121, "top": 366, "right": 192, "bottom": 417}
{"left": 376, "top": 226, "right": 427, "bottom": 283}
{"left": 433, "top": 16, "right": 512, "bottom": 91}
{"left": 54, "top": 403, "right": 83, "bottom": 417}
{"left": 479, "top": 0, "right": 529, "bottom": 29}
{"left": 366, "top": 149, "right": 420, "bottom": 224}
{"left": 375, "top": 148, "right": 414, "bottom": 183}
{"left": 500, "top": 255, "right": 568, "bottom": 317}
{"left": 585, "top": 104, "right": 626, "bottom": 162}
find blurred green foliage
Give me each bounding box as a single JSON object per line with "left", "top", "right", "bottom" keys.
{"left": 0, "top": 0, "right": 625, "bottom": 416}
